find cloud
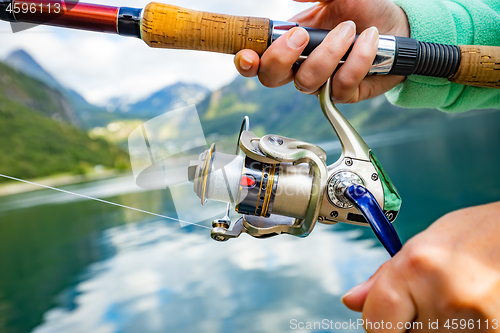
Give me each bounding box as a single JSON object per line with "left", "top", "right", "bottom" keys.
{"left": 0, "top": 0, "right": 312, "bottom": 104}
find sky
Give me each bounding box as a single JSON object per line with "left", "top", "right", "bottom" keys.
{"left": 0, "top": 0, "right": 311, "bottom": 105}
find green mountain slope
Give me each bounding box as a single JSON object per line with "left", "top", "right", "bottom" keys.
{"left": 4, "top": 49, "right": 118, "bottom": 129}
{"left": 0, "top": 60, "right": 79, "bottom": 126}
{"left": 4, "top": 50, "right": 62, "bottom": 91}
{"left": 198, "top": 76, "right": 464, "bottom": 143}
{"left": 0, "top": 62, "right": 129, "bottom": 183}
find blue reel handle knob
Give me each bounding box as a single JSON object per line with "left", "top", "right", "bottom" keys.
{"left": 344, "top": 185, "right": 402, "bottom": 256}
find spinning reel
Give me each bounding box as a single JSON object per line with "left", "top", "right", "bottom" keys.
{"left": 188, "top": 78, "right": 403, "bottom": 256}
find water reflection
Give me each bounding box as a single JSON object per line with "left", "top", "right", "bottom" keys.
{"left": 0, "top": 108, "right": 499, "bottom": 333}
{"left": 32, "top": 221, "right": 386, "bottom": 333}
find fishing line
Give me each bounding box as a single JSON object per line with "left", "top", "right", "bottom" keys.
{"left": 0, "top": 173, "right": 211, "bottom": 230}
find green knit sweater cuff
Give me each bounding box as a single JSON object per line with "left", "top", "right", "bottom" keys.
{"left": 386, "top": 0, "right": 472, "bottom": 111}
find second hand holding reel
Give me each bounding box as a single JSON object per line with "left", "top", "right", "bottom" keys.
{"left": 188, "top": 78, "right": 403, "bottom": 256}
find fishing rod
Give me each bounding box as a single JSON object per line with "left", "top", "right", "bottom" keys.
{"left": 1, "top": 0, "right": 500, "bottom": 88}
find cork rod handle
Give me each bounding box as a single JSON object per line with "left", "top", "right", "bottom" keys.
{"left": 450, "top": 45, "right": 500, "bottom": 88}
{"left": 140, "top": 2, "right": 500, "bottom": 89}
{"left": 141, "top": 2, "right": 270, "bottom": 55}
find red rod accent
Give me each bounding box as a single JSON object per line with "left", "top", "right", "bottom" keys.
{"left": 13, "top": 0, "right": 119, "bottom": 34}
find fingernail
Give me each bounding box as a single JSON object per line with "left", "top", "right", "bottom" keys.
{"left": 362, "top": 26, "right": 379, "bottom": 43}
{"left": 294, "top": 80, "right": 307, "bottom": 93}
{"left": 341, "top": 281, "right": 367, "bottom": 302}
{"left": 239, "top": 55, "right": 253, "bottom": 70}
{"left": 339, "top": 21, "right": 356, "bottom": 40}
{"left": 287, "top": 27, "right": 308, "bottom": 49}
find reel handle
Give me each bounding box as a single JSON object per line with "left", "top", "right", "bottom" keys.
{"left": 345, "top": 185, "right": 402, "bottom": 256}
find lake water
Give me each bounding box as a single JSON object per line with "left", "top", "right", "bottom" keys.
{"left": 0, "top": 108, "right": 499, "bottom": 333}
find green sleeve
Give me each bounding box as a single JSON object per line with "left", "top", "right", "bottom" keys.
{"left": 385, "top": 0, "right": 500, "bottom": 112}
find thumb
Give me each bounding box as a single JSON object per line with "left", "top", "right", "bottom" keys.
{"left": 341, "top": 278, "right": 376, "bottom": 312}
{"left": 341, "top": 260, "right": 390, "bottom": 311}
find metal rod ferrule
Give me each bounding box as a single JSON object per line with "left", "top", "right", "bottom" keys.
{"left": 117, "top": 6, "right": 142, "bottom": 38}
{"left": 369, "top": 35, "right": 396, "bottom": 75}
{"left": 270, "top": 21, "right": 397, "bottom": 75}
{"left": 270, "top": 20, "right": 299, "bottom": 43}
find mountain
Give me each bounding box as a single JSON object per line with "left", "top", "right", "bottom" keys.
{"left": 4, "top": 50, "right": 117, "bottom": 128}
{"left": 4, "top": 49, "right": 63, "bottom": 91}
{"left": 197, "top": 76, "right": 464, "bottom": 143}
{"left": 0, "top": 60, "right": 129, "bottom": 182}
{"left": 108, "top": 82, "right": 210, "bottom": 119}
{"left": 0, "top": 55, "right": 80, "bottom": 127}
{"left": 4, "top": 50, "right": 212, "bottom": 128}
{"left": 3, "top": 49, "right": 471, "bottom": 146}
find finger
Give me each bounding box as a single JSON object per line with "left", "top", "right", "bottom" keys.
{"left": 289, "top": 4, "right": 331, "bottom": 30}
{"left": 331, "top": 26, "right": 379, "bottom": 103}
{"left": 362, "top": 262, "right": 417, "bottom": 333}
{"left": 294, "top": 21, "right": 356, "bottom": 94}
{"left": 258, "top": 27, "right": 309, "bottom": 87}
{"left": 342, "top": 260, "right": 390, "bottom": 312}
{"left": 288, "top": 4, "right": 322, "bottom": 23}
{"left": 341, "top": 278, "right": 375, "bottom": 312}
{"left": 234, "top": 50, "right": 260, "bottom": 77}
